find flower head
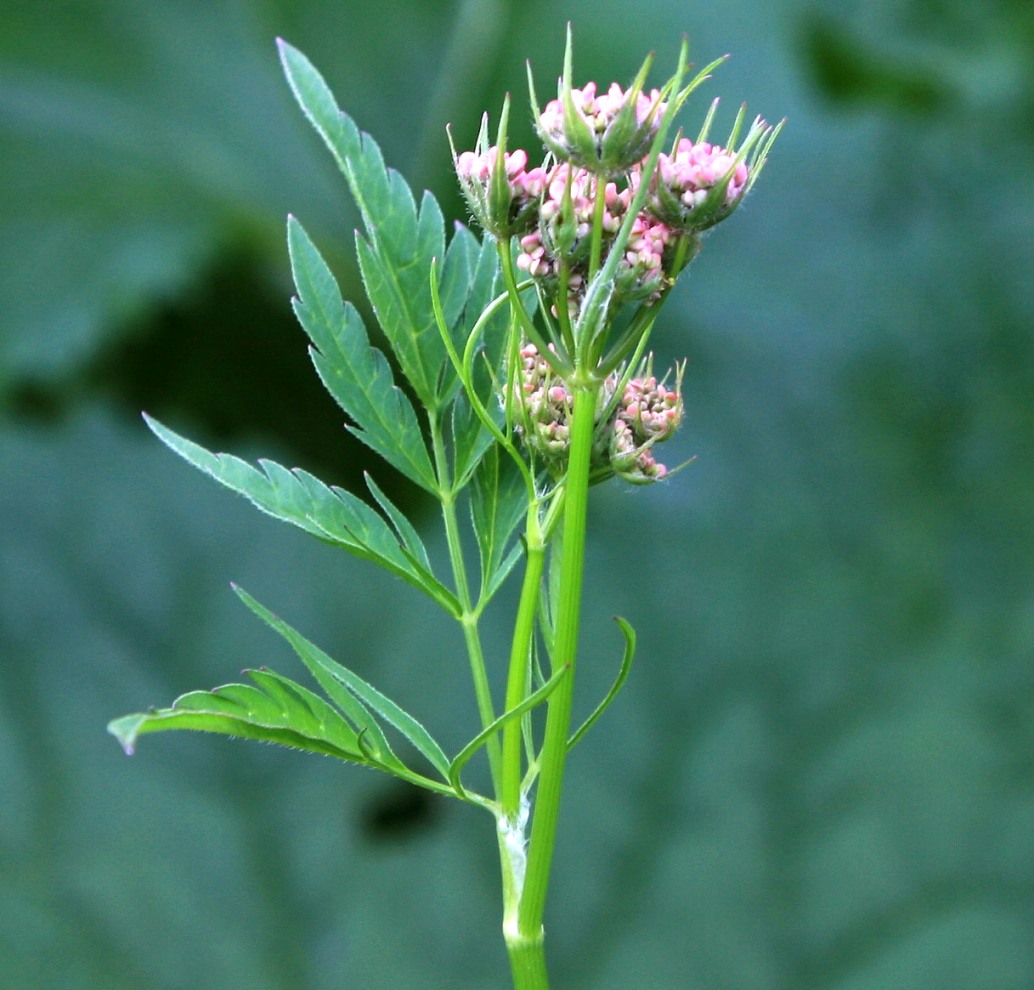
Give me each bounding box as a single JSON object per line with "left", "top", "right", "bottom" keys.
{"left": 511, "top": 345, "right": 685, "bottom": 484}
{"left": 513, "top": 163, "right": 677, "bottom": 314}
{"left": 458, "top": 35, "right": 783, "bottom": 371}
{"left": 642, "top": 103, "right": 783, "bottom": 233}
{"left": 528, "top": 26, "right": 671, "bottom": 178}
{"left": 451, "top": 100, "right": 551, "bottom": 238}
{"left": 609, "top": 367, "right": 685, "bottom": 483}
{"left": 511, "top": 342, "right": 574, "bottom": 461}
{"left": 536, "top": 80, "right": 667, "bottom": 177}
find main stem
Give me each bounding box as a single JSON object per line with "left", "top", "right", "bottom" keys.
{"left": 505, "top": 380, "right": 599, "bottom": 988}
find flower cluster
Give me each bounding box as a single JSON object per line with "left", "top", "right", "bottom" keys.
{"left": 609, "top": 372, "right": 684, "bottom": 483}
{"left": 455, "top": 54, "right": 779, "bottom": 482}
{"left": 514, "top": 165, "right": 675, "bottom": 309}
{"left": 457, "top": 91, "right": 772, "bottom": 314}
{"left": 512, "top": 343, "right": 573, "bottom": 458}
{"left": 454, "top": 143, "right": 551, "bottom": 239}
{"left": 512, "top": 344, "right": 684, "bottom": 484}
{"left": 639, "top": 133, "right": 754, "bottom": 232}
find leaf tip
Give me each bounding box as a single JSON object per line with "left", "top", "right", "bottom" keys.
{"left": 107, "top": 716, "right": 139, "bottom": 756}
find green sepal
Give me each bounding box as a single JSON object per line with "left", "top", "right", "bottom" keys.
{"left": 235, "top": 586, "right": 452, "bottom": 782}
{"left": 287, "top": 216, "right": 437, "bottom": 492}
{"left": 279, "top": 39, "right": 460, "bottom": 411}
{"left": 144, "top": 415, "right": 459, "bottom": 616}
{"left": 108, "top": 668, "right": 384, "bottom": 764}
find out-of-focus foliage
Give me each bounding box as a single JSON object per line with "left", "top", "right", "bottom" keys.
{"left": 2, "top": 0, "right": 1032, "bottom": 987}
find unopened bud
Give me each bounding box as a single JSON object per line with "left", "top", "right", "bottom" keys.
{"left": 537, "top": 80, "right": 667, "bottom": 177}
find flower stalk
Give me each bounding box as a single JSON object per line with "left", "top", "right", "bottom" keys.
{"left": 460, "top": 31, "right": 781, "bottom": 984}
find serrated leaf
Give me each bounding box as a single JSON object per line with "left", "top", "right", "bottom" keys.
{"left": 352, "top": 226, "right": 444, "bottom": 410}
{"left": 278, "top": 40, "right": 452, "bottom": 411}
{"left": 434, "top": 222, "right": 481, "bottom": 402}
{"left": 470, "top": 444, "right": 527, "bottom": 603}
{"left": 108, "top": 668, "right": 373, "bottom": 763}
{"left": 437, "top": 222, "right": 480, "bottom": 343}
{"left": 467, "top": 233, "right": 509, "bottom": 334}
{"left": 450, "top": 390, "right": 492, "bottom": 490}
{"left": 287, "top": 216, "right": 437, "bottom": 492}
{"left": 144, "top": 414, "right": 460, "bottom": 615}
{"left": 235, "top": 586, "right": 451, "bottom": 781}
{"left": 364, "top": 472, "right": 434, "bottom": 575}
{"left": 438, "top": 221, "right": 481, "bottom": 355}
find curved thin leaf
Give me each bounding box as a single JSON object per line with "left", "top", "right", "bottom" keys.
{"left": 567, "top": 616, "right": 636, "bottom": 750}
{"left": 235, "top": 586, "right": 452, "bottom": 781}
{"left": 108, "top": 668, "right": 372, "bottom": 762}
{"left": 448, "top": 664, "right": 570, "bottom": 800}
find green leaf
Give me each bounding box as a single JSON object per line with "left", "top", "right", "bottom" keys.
{"left": 436, "top": 221, "right": 481, "bottom": 377}
{"left": 567, "top": 616, "right": 636, "bottom": 750}
{"left": 467, "top": 232, "right": 509, "bottom": 336}
{"left": 235, "top": 586, "right": 452, "bottom": 781}
{"left": 287, "top": 216, "right": 438, "bottom": 493}
{"left": 108, "top": 668, "right": 374, "bottom": 763}
{"left": 363, "top": 472, "right": 434, "bottom": 576}
{"left": 449, "top": 390, "right": 489, "bottom": 491}
{"left": 278, "top": 39, "right": 453, "bottom": 411}
{"left": 448, "top": 238, "right": 510, "bottom": 488}
{"left": 470, "top": 444, "right": 527, "bottom": 604}
{"left": 144, "top": 414, "right": 459, "bottom": 615}
{"left": 448, "top": 663, "right": 570, "bottom": 799}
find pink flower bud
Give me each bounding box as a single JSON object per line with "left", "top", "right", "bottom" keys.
{"left": 536, "top": 78, "right": 668, "bottom": 176}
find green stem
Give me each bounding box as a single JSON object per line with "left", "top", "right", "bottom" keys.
{"left": 430, "top": 414, "right": 501, "bottom": 792}
{"left": 497, "top": 241, "right": 572, "bottom": 375}
{"left": 588, "top": 176, "right": 608, "bottom": 280}
{"left": 506, "top": 927, "right": 549, "bottom": 990}
{"left": 500, "top": 501, "right": 547, "bottom": 817}
{"left": 516, "top": 379, "right": 599, "bottom": 944}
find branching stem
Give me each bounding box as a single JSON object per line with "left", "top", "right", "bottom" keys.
{"left": 430, "top": 413, "right": 501, "bottom": 792}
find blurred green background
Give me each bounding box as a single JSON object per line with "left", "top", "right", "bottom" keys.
{"left": 3, "top": 0, "right": 1033, "bottom": 987}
